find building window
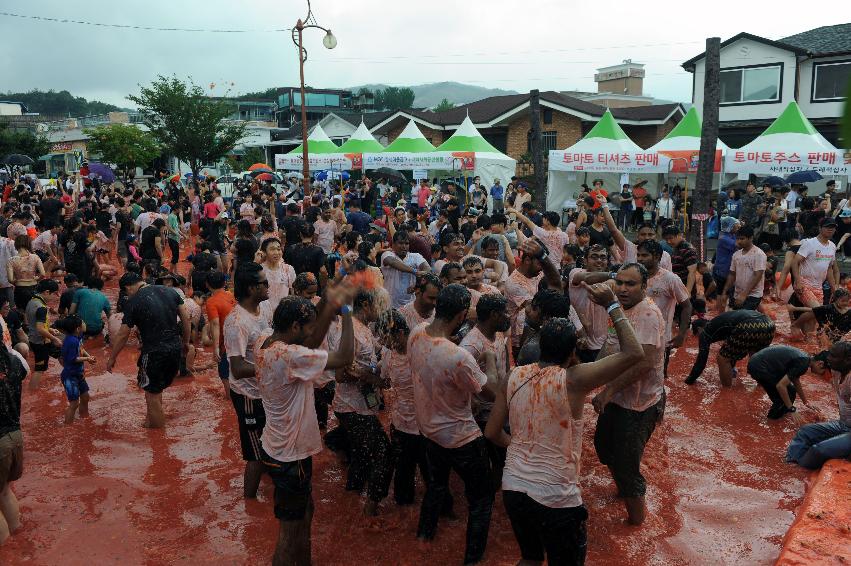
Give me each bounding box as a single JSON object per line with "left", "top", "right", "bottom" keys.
{"left": 542, "top": 109, "right": 553, "bottom": 124}
{"left": 719, "top": 64, "right": 781, "bottom": 104}
{"left": 813, "top": 61, "right": 851, "bottom": 101}
{"left": 527, "top": 131, "right": 558, "bottom": 152}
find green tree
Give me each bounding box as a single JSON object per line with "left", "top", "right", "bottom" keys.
{"left": 2, "top": 89, "right": 121, "bottom": 116}
{"left": 0, "top": 123, "right": 50, "bottom": 172}
{"left": 127, "top": 76, "right": 247, "bottom": 178}
{"left": 375, "top": 87, "right": 415, "bottom": 110}
{"left": 434, "top": 98, "right": 455, "bottom": 112}
{"left": 84, "top": 123, "right": 160, "bottom": 181}
{"left": 242, "top": 146, "right": 267, "bottom": 167}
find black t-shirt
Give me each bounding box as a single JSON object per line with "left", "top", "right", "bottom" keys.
{"left": 3, "top": 309, "right": 23, "bottom": 339}
{"left": 0, "top": 350, "right": 29, "bottom": 436}
{"left": 95, "top": 209, "right": 113, "bottom": 237}
{"left": 59, "top": 287, "right": 79, "bottom": 315}
{"left": 60, "top": 230, "right": 89, "bottom": 272}
{"left": 281, "top": 216, "right": 304, "bottom": 249}
{"left": 588, "top": 225, "right": 612, "bottom": 248}
{"left": 140, "top": 225, "right": 161, "bottom": 260}
{"left": 812, "top": 304, "right": 851, "bottom": 340}
{"left": 747, "top": 345, "right": 810, "bottom": 384}
{"left": 122, "top": 285, "right": 184, "bottom": 353}
{"left": 39, "top": 197, "right": 63, "bottom": 228}
{"left": 115, "top": 210, "right": 131, "bottom": 240}
{"left": 285, "top": 242, "right": 326, "bottom": 279}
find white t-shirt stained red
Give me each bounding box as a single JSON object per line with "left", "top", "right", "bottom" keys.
{"left": 796, "top": 237, "right": 836, "bottom": 288}
{"left": 255, "top": 330, "right": 329, "bottom": 462}
{"left": 645, "top": 268, "right": 690, "bottom": 342}
{"left": 502, "top": 364, "right": 584, "bottom": 508}
{"left": 730, "top": 245, "right": 767, "bottom": 298}
{"left": 223, "top": 304, "right": 272, "bottom": 399}
{"left": 604, "top": 297, "right": 665, "bottom": 412}
{"left": 408, "top": 325, "right": 488, "bottom": 449}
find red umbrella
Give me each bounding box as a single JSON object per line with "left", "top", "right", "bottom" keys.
{"left": 255, "top": 172, "right": 274, "bottom": 181}
{"left": 248, "top": 163, "right": 272, "bottom": 172}
{"left": 168, "top": 173, "right": 180, "bottom": 182}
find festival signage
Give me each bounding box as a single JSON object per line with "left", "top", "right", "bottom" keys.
{"left": 50, "top": 142, "right": 72, "bottom": 152}
{"left": 362, "top": 151, "right": 475, "bottom": 171}
{"left": 548, "top": 150, "right": 661, "bottom": 173}
{"left": 725, "top": 150, "right": 849, "bottom": 175}
{"left": 274, "top": 153, "right": 361, "bottom": 170}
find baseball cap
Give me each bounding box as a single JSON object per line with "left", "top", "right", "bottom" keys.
{"left": 820, "top": 216, "right": 837, "bottom": 227}
{"left": 838, "top": 208, "right": 851, "bottom": 218}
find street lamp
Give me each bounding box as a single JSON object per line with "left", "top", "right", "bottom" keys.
{"left": 292, "top": 0, "right": 336, "bottom": 197}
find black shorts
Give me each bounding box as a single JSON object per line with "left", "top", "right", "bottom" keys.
{"left": 712, "top": 274, "right": 727, "bottom": 295}
{"left": 13, "top": 285, "right": 36, "bottom": 311}
{"left": 229, "top": 389, "right": 266, "bottom": 461}
{"left": 594, "top": 399, "right": 663, "bottom": 498}
{"left": 137, "top": 348, "right": 181, "bottom": 394}
{"left": 729, "top": 295, "right": 762, "bottom": 311}
{"left": 31, "top": 342, "right": 60, "bottom": 372}
{"left": 261, "top": 452, "right": 313, "bottom": 521}
{"left": 503, "top": 490, "right": 588, "bottom": 565}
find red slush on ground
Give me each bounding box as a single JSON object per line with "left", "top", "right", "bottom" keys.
{"left": 0, "top": 279, "right": 846, "bottom": 564}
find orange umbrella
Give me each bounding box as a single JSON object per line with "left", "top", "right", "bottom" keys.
{"left": 168, "top": 173, "right": 180, "bottom": 182}
{"left": 255, "top": 172, "right": 274, "bottom": 181}
{"left": 248, "top": 163, "right": 272, "bottom": 172}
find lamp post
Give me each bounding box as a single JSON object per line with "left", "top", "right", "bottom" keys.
{"left": 292, "top": 0, "right": 337, "bottom": 197}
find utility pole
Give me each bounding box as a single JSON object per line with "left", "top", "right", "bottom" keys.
{"left": 691, "top": 37, "right": 720, "bottom": 259}
{"left": 529, "top": 90, "right": 547, "bottom": 211}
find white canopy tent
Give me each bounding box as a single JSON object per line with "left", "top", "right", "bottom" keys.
{"left": 547, "top": 110, "right": 650, "bottom": 212}
{"left": 724, "top": 102, "right": 847, "bottom": 176}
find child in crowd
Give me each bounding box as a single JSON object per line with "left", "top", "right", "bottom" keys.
{"left": 126, "top": 234, "right": 142, "bottom": 264}
{"left": 59, "top": 315, "right": 96, "bottom": 424}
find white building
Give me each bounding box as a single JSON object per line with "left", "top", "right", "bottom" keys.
{"left": 0, "top": 101, "right": 27, "bottom": 116}
{"left": 682, "top": 24, "right": 850, "bottom": 148}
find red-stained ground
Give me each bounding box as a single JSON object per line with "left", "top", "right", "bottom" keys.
{"left": 0, "top": 288, "right": 843, "bottom": 565}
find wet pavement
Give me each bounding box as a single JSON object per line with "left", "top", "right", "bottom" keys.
{"left": 0, "top": 296, "right": 839, "bottom": 565}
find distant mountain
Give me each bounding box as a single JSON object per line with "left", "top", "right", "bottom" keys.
{"left": 349, "top": 82, "right": 519, "bottom": 109}
{"left": 2, "top": 89, "right": 124, "bottom": 117}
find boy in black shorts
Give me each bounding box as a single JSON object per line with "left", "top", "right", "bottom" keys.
{"left": 106, "top": 273, "right": 190, "bottom": 429}
{"left": 25, "top": 279, "right": 63, "bottom": 391}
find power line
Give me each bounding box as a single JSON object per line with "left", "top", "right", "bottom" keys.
{"left": 0, "top": 10, "right": 291, "bottom": 33}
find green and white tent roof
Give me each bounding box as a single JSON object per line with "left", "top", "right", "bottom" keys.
{"left": 436, "top": 116, "right": 503, "bottom": 153}
{"left": 562, "top": 109, "right": 642, "bottom": 153}
{"left": 288, "top": 124, "right": 340, "bottom": 154}
{"left": 724, "top": 101, "right": 844, "bottom": 173}
{"left": 383, "top": 119, "right": 436, "bottom": 153}
{"left": 337, "top": 121, "right": 384, "bottom": 153}
{"left": 648, "top": 107, "right": 729, "bottom": 151}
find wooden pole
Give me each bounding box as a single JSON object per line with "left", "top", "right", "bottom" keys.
{"left": 529, "top": 90, "right": 547, "bottom": 211}
{"left": 691, "top": 37, "right": 721, "bottom": 259}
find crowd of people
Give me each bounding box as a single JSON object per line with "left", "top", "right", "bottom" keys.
{"left": 0, "top": 167, "right": 849, "bottom": 565}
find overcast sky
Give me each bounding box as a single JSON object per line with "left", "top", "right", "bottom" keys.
{"left": 0, "top": 0, "right": 845, "bottom": 108}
